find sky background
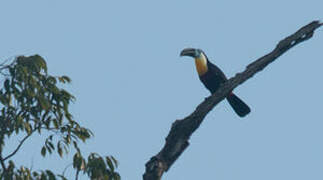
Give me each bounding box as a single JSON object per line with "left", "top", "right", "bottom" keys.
{"left": 0, "top": 0, "right": 322, "bottom": 179}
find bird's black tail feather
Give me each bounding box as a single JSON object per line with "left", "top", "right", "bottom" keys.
{"left": 226, "top": 93, "right": 250, "bottom": 117}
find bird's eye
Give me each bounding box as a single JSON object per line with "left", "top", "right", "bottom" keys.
{"left": 195, "top": 50, "right": 201, "bottom": 57}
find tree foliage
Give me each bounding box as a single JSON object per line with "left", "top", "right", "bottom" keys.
{"left": 0, "top": 55, "right": 120, "bottom": 179}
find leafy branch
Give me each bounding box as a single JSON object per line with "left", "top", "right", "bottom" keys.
{"left": 0, "top": 55, "right": 120, "bottom": 179}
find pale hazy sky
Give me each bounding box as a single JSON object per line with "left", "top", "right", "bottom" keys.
{"left": 0, "top": 1, "right": 322, "bottom": 179}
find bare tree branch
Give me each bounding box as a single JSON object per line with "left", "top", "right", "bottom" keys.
{"left": 0, "top": 143, "right": 8, "bottom": 178}
{"left": 3, "top": 130, "right": 36, "bottom": 161}
{"left": 143, "top": 21, "right": 322, "bottom": 180}
{"left": 0, "top": 154, "right": 7, "bottom": 171}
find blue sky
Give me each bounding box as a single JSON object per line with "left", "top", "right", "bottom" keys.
{"left": 0, "top": 0, "right": 322, "bottom": 179}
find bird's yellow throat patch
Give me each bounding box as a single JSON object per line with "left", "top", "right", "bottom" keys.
{"left": 194, "top": 54, "right": 208, "bottom": 76}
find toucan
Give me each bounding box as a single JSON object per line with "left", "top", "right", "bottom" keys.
{"left": 180, "top": 48, "right": 250, "bottom": 117}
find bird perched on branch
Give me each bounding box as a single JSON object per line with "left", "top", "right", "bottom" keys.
{"left": 180, "top": 48, "right": 250, "bottom": 117}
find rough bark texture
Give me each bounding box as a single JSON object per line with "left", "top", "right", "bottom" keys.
{"left": 143, "top": 21, "right": 322, "bottom": 180}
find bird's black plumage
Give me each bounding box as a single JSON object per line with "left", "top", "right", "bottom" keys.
{"left": 180, "top": 48, "right": 251, "bottom": 117}
{"left": 199, "top": 60, "right": 227, "bottom": 93}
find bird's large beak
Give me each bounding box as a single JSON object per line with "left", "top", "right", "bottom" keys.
{"left": 180, "top": 48, "right": 197, "bottom": 58}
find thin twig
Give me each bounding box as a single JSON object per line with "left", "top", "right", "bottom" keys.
{"left": 75, "top": 169, "right": 80, "bottom": 180}
{"left": 0, "top": 154, "right": 7, "bottom": 170}
{"left": 0, "top": 153, "right": 7, "bottom": 179}
{"left": 62, "top": 163, "right": 73, "bottom": 177}
{"left": 3, "top": 130, "right": 36, "bottom": 161}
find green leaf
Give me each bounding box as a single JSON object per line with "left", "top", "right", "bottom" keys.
{"left": 33, "top": 55, "right": 48, "bottom": 73}
{"left": 47, "top": 76, "right": 57, "bottom": 85}
{"left": 16, "top": 115, "right": 23, "bottom": 126}
{"left": 38, "top": 95, "right": 50, "bottom": 110}
{"left": 111, "top": 156, "right": 118, "bottom": 168}
{"left": 41, "top": 146, "right": 46, "bottom": 157}
{"left": 73, "top": 152, "right": 85, "bottom": 170}
{"left": 4, "top": 79, "right": 10, "bottom": 92}
{"left": 65, "top": 113, "right": 72, "bottom": 122}
{"left": 49, "top": 134, "right": 53, "bottom": 140}
{"left": 63, "top": 75, "right": 71, "bottom": 83}
{"left": 73, "top": 153, "right": 80, "bottom": 168}
{"left": 64, "top": 134, "right": 71, "bottom": 144}
{"left": 113, "top": 173, "right": 121, "bottom": 180}
{"left": 73, "top": 141, "right": 80, "bottom": 152}
{"left": 24, "top": 122, "right": 32, "bottom": 134}
{"left": 58, "top": 76, "right": 71, "bottom": 83}
{"left": 9, "top": 67, "right": 15, "bottom": 76}
{"left": 53, "top": 119, "right": 59, "bottom": 128}
{"left": 40, "top": 172, "right": 46, "bottom": 180}
{"left": 45, "top": 170, "right": 55, "bottom": 180}
{"left": 57, "top": 142, "right": 63, "bottom": 157}
{"left": 48, "top": 141, "right": 55, "bottom": 151}
{"left": 8, "top": 160, "right": 15, "bottom": 170}
{"left": 32, "top": 171, "right": 39, "bottom": 177}
{"left": 106, "top": 156, "right": 115, "bottom": 172}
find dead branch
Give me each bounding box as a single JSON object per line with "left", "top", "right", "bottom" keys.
{"left": 143, "top": 21, "right": 322, "bottom": 180}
